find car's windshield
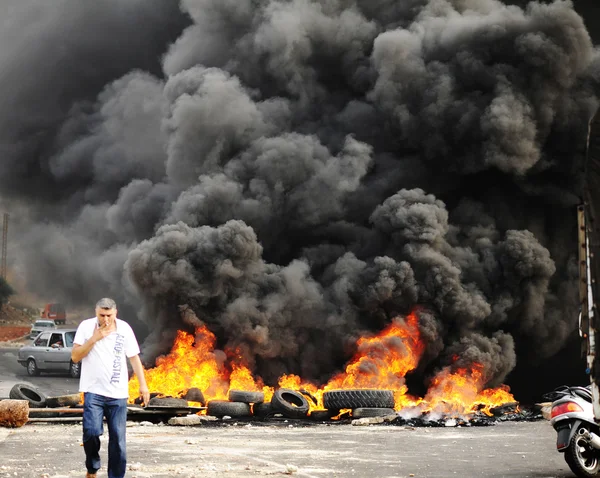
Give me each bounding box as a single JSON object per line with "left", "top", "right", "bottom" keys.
{"left": 34, "top": 321, "right": 54, "bottom": 328}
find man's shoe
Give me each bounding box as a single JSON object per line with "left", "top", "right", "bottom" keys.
{"left": 85, "top": 473, "right": 96, "bottom": 478}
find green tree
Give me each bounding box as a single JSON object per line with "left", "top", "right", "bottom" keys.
{"left": 0, "top": 277, "right": 14, "bottom": 305}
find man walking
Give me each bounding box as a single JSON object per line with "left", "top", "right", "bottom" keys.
{"left": 72, "top": 298, "right": 150, "bottom": 478}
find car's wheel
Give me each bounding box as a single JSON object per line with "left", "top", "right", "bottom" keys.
{"left": 69, "top": 361, "right": 80, "bottom": 378}
{"left": 27, "top": 359, "right": 40, "bottom": 377}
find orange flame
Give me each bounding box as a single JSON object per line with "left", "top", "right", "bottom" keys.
{"left": 128, "top": 325, "right": 230, "bottom": 402}
{"left": 420, "top": 364, "right": 515, "bottom": 416}
{"left": 128, "top": 309, "right": 516, "bottom": 418}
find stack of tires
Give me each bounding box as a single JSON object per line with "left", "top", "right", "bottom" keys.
{"left": 207, "top": 390, "right": 266, "bottom": 419}
{"left": 206, "top": 388, "right": 396, "bottom": 421}
{"left": 207, "top": 389, "right": 314, "bottom": 419}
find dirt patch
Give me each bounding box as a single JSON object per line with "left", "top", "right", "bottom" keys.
{"left": 0, "top": 305, "right": 36, "bottom": 345}
{"left": 0, "top": 304, "right": 33, "bottom": 327}
{"left": 0, "top": 326, "right": 29, "bottom": 341}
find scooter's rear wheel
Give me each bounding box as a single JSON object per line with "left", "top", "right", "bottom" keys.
{"left": 565, "top": 430, "right": 600, "bottom": 477}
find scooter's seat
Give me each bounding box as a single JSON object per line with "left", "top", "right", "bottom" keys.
{"left": 571, "top": 386, "right": 593, "bottom": 402}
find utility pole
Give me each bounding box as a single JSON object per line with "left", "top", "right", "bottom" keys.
{"left": 1, "top": 213, "right": 8, "bottom": 280}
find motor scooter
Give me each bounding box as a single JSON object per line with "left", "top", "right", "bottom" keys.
{"left": 546, "top": 385, "right": 600, "bottom": 477}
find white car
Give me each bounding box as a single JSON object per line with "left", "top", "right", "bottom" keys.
{"left": 29, "top": 319, "right": 57, "bottom": 339}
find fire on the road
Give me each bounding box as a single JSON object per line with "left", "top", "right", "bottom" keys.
{"left": 128, "top": 309, "right": 515, "bottom": 417}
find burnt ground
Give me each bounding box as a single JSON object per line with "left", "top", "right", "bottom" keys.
{"left": 0, "top": 419, "right": 572, "bottom": 478}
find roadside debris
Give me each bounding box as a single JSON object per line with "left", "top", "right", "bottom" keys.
{"left": 168, "top": 414, "right": 217, "bottom": 426}
{"left": 0, "top": 383, "right": 544, "bottom": 429}
{"left": 0, "top": 399, "right": 28, "bottom": 427}
{"left": 536, "top": 402, "right": 552, "bottom": 420}
{"left": 352, "top": 413, "right": 398, "bottom": 426}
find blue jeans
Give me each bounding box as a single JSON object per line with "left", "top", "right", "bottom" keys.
{"left": 83, "top": 392, "right": 128, "bottom": 478}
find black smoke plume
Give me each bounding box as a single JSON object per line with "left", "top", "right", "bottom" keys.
{"left": 3, "top": 0, "right": 600, "bottom": 400}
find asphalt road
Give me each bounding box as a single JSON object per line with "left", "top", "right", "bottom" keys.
{"left": 0, "top": 346, "right": 578, "bottom": 478}
{"left": 0, "top": 345, "right": 80, "bottom": 397}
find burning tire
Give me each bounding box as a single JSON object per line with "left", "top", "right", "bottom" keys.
{"left": 299, "top": 389, "right": 318, "bottom": 406}
{"left": 207, "top": 400, "right": 251, "bottom": 418}
{"left": 352, "top": 407, "right": 396, "bottom": 418}
{"left": 271, "top": 389, "right": 309, "bottom": 419}
{"left": 228, "top": 389, "right": 264, "bottom": 404}
{"left": 45, "top": 394, "right": 81, "bottom": 408}
{"left": 184, "top": 387, "right": 205, "bottom": 405}
{"left": 8, "top": 383, "right": 46, "bottom": 408}
{"left": 148, "top": 397, "right": 188, "bottom": 408}
{"left": 323, "top": 389, "right": 394, "bottom": 409}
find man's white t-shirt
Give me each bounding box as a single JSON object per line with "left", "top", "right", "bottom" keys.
{"left": 74, "top": 317, "right": 141, "bottom": 399}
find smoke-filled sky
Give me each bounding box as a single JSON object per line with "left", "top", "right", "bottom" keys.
{"left": 2, "top": 0, "right": 600, "bottom": 400}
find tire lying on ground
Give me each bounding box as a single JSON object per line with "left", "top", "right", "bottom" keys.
{"left": 271, "top": 389, "right": 309, "bottom": 419}
{"left": 228, "top": 389, "right": 264, "bottom": 404}
{"left": 323, "top": 389, "right": 395, "bottom": 410}
{"left": 148, "top": 397, "right": 189, "bottom": 408}
{"left": 352, "top": 407, "right": 396, "bottom": 419}
{"left": 207, "top": 400, "right": 252, "bottom": 418}
{"left": 252, "top": 401, "right": 273, "bottom": 418}
{"left": 8, "top": 383, "right": 46, "bottom": 408}
{"left": 45, "top": 394, "right": 81, "bottom": 408}
{"left": 309, "top": 409, "right": 337, "bottom": 421}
